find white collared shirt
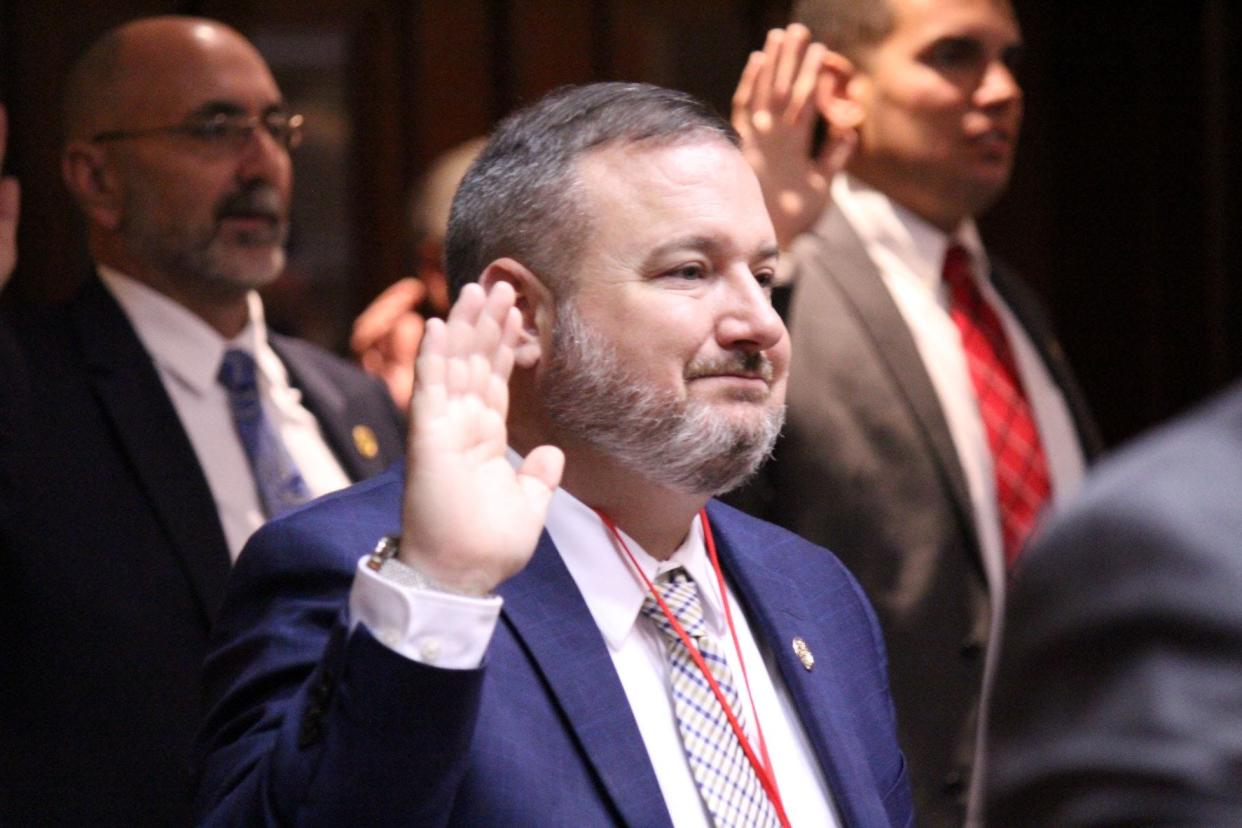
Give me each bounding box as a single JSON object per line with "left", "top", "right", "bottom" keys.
{"left": 350, "top": 464, "right": 841, "bottom": 827}
{"left": 100, "top": 267, "right": 350, "bottom": 559}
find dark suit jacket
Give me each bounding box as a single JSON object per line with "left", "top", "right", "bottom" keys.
{"left": 0, "top": 277, "right": 403, "bottom": 826}
{"left": 987, "top": 382, "right": 1242, "bottom": 825}
{"left": 728, "top": 207, "right": 1101, "bottom": 826}
{"left": 194, "top": 470, "right": 914, "bottom": 826}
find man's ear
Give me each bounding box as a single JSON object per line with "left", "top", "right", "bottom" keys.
{"left": 61, "top": 142, "right": 122, "bottom": 231}
{"left": 478, "top": 257, "right": 554, "bottom": 369}
{"left": 815, "top": 50, "right": 865, "bottom": 131}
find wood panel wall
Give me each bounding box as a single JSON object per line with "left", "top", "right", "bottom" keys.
{"left": 1, "top": 1, "right": 1237, "bottom": 444}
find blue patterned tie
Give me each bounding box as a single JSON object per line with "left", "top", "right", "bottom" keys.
{"left": 217, "top": 348, "right": 313, "bottom": 518}
{"left": 641, "top": 569, "right": 781, "bottom": 828}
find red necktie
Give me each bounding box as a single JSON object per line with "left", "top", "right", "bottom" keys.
{"left": 943, "top": 244, "right": 1051, "bottom": 568}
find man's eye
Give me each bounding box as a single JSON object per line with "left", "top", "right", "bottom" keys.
{"left": 667, "top": 264, "right": 706, "bottom": 280}
{"left": 925, "top": 39, "right": 982, "bottom": 70}
{"left": 186, "top": 118, "right": 235, "bottom": 141}
{"left": 754, "top": 269, "right": 775, "bottom": 289}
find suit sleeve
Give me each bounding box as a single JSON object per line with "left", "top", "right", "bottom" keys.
{"left": 985, "top": 494, "right": 1242, "bottom": 825}
{"left": 194, "top": 514, "right": 486, "bottom": 826}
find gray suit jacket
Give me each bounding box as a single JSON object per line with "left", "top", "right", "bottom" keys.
{"left": 729, "top": 206, "right": 1101, "bottom": 826}
{"left": 987, "top": 381, "right": 1242, "bottom": 825}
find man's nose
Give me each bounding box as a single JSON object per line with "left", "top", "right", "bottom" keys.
{"left": 977, "top": 58, "right": 1022, "bottom": 110}
{"left": 717, "top": 268, "right": 786, "bottom": 352}
{"left": 236, "top": 122, "right": 291, "bottom": 184}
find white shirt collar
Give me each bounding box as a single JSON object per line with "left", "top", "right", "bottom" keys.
{"left": 829, "top": 173, "right": 990, "bottom": 289}
{"left": 508, "top": 451, "right": 725, "bottom": 652}
{"left": 97, "top": 265, "right": 290, "bottom": 397}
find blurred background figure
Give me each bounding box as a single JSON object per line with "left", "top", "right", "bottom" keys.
{"left": 726, "top": 3, "right": 1102, "bottom": 823}
{"left": 0, "top": 18, "right": 402, "bottom": 825}
{"left": 0, "top": 106, "right": 17, "bottom": 293}
{"left": 351, "top": 136, "right": 485, "bottom": 411}
{"left": 987, "top": 379, "right": 1242, "bottom": 825}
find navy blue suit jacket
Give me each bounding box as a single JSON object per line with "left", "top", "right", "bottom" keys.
{"left": 0, "top": 278, "right": 404, "bottom": 826}
{"left": 196, "top": 468, "right": 913, "bottom": 826}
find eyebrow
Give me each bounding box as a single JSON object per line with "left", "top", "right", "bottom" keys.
{"left": 184, "top": 100, "right": 288, "bottom": 120}
{"left": 643, "top": 235, "right": 780, "bottom": 266}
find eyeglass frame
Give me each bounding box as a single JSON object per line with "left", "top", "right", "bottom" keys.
{"left": 90, "top": 110, "right": 305, "bottom": 152}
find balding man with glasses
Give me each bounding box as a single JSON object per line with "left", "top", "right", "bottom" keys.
{"left": 0, "top": 17, "right": 402, "bottom": 826}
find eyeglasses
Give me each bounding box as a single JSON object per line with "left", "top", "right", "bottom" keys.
{"left": 91, "top": 111, "right": 305, "bottom": 151}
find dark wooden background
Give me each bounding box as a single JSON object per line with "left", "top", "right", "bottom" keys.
{"left": 2, "top": 1, "right": 1238, "bottom": 446}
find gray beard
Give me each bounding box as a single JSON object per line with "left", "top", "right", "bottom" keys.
{"left": 540, "top": 300, "right": 784, "bottom": 496}
{"left": 120, "top": 182, "right": 288, "bottom": 294}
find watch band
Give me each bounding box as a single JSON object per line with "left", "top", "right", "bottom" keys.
{"left": 365, "top": 535, "right": 481, "bottom": 597}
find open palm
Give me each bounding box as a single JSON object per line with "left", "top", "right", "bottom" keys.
{"left": 398, "top": 281, "right": 563, "bottom": 595}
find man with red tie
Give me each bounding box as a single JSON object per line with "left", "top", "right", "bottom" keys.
{"left": 726, "top": 1, "right": 1101, "bottom": 823}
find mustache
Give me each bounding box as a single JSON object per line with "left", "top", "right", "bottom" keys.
{"left": 215, "top": 184, "right": 285, "bottom": 222}
{"left": 684, "top": 351, "right": 773, "bottom": 382}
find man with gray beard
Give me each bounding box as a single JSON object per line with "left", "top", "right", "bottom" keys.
{"left": 196, "top": 81, "right": 911, "bottom": 827}
{"left": 0, "top": 17, "right": 402, "bottom": 825}
{"left": 543, "top": 299, "right": 782, "bottom": 497}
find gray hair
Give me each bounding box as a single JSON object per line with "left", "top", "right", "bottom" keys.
{"left": 444, "top": 81, "right": 739, "bottom": 299}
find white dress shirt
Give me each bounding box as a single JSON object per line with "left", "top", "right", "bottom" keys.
{"left": 100, "top": 267, "right": 351, "bottom": 559}
{"left": 350, "top": 461, "right": 842, "bottom": 827}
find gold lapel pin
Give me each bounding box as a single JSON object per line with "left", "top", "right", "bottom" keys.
{"left": 792, "top": 636, "right": 814, "bottom": 671}
{"left": 352, "top": 424, "right": 379, "bottom": 459}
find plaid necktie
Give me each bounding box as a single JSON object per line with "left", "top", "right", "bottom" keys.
{"left": 641, "top": 568, "right": 780, "bottom": 828}
{"left": 943, "top": 244, "right": 1051, "bottom": 567}
{"left": 217, "top": 348, "right": 313, "bottom": 519}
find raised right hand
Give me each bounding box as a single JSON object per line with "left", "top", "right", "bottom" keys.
{"left": 398, "top": 281, "right": 563, "bottom": 595}
{"left": 732, "top": 24, "right": 856, "bottom": 249}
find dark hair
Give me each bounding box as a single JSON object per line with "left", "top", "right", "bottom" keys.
{"left": 791, "top": 0, "right": 896, "bottom": 63}
{"left": 444, "top": 81, "right": 739, "bottom": 299}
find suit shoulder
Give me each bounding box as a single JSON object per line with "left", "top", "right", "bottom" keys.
{"left": 1018, "top": 383, "right": 1242, "bottom": 607}
{"left": 268, "top": 332, "right": 384, "bottom": 394}
{"left": 708, "top": 499, "right": 866, "bottom": 587}
{"left": 1048, "top": 383, "right": 1242, "bottom": 537}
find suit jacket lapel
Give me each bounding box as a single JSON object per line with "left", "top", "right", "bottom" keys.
{"left": 69, "top": 278, "right": 230, "bottom": 622}
{"left": 808, "top": 210, "right": 977, "bottom": 543}
{"left": 706, "top": 503, "right": 890, "bottom": 827}
{"left": 270, "top": 334, "right": 389, "bottom": 481}
{"left": 498, "top": 533, "right": 673, "bottom": 828}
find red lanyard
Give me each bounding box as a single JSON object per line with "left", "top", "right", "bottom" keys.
{"left": 597, "top": 508, "right": 791, "bottom": 828}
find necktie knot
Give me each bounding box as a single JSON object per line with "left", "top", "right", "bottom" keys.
{"left": 641, "top": 568, "right": 708, "bottom": 641}
{"left": 942, "top": 243, "right": 979, "bottom": 305}
{"left": 218, "top": 348, "right": 257, "bottom": 391}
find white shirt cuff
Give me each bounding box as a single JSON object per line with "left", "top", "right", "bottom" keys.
{"left": 348, "top": 554, "right": 502, "bottom": 669}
